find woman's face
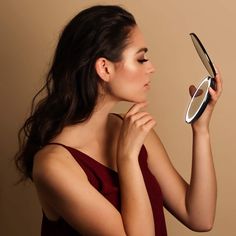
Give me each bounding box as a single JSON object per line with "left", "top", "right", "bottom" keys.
{"left": 108, "top": 26, "right": 155, "bottom": 103}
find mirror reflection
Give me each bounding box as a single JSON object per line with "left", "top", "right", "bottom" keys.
{"left": 186, "top": 77, "right": 212, "bottom": 123}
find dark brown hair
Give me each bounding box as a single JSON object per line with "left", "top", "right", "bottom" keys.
{"left": 15, "top": 5, "right": 136, "bottom": 181}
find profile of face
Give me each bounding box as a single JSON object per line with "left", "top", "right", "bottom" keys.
{"left": 102, "top": 26, "right": 155, "bottom": 103}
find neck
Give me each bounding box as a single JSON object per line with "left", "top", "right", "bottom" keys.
{"left": 54, "top": 95, "right": 119, "bottom": 146}
{"left": 88, "top": 95, "right": 118, "bottom": 131}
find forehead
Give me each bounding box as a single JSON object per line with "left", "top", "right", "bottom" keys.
{"left": 123, "top": 26, "right": 148, "bottom": 54}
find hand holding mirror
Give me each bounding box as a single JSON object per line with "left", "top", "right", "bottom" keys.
{"left": 185, "top": 33, "right": 216, "bottom": 123}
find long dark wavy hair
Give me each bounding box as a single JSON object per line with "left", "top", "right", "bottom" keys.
{"left": 15, "top": 5, "right": 136, "bottom": 182}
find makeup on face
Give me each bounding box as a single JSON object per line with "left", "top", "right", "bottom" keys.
{"left": 107, "top": 26, "right": 154, "bottom": 103}
{"left": 136, "top": 47, "right": 149, "bottom": 64}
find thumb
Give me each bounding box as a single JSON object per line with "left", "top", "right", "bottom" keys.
{"left": 189, "top": 85, "right": 203, "bottom": 97}
{"left": 189, "top": 85, "right": 196, "bottom": 97}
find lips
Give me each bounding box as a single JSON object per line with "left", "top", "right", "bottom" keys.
{"left": 144, "top": 81, "right": 150, "bottom": 86}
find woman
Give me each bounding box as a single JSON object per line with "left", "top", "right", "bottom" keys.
{"left": 15, "top": 5, "right": 222, "bottom": 236}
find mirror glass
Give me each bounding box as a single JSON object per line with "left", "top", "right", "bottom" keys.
{"left": 185, "top": 33, "right": 216, "bottom": 124}
{"left": 186, "top": 77, "right": 212, "bottom": 123}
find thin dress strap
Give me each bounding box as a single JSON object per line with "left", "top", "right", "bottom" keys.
{"left": 46, "top": 142, "right": 67, "bottom": 147}
{"left": 110, "top": 113, "right": 123, "bottom": 120}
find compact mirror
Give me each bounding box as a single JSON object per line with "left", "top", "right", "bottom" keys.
{"left": 185, "top": 33, "right": 216, "bottom": 123}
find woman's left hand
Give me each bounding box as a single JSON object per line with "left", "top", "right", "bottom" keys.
{"left": 190, "top": 65, "right": 223, "bottom": 131}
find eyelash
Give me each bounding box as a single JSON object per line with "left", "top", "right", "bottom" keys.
{"left": 138, "top": 59, "right": 149, "bottom": 64}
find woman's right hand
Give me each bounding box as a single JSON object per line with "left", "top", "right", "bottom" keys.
{"left": 116, "top": 103, "right": 156, "bottom": 235}
{"left": 117, "top": 102, "right": 156, "bottom": 160}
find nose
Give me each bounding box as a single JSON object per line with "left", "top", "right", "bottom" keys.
{"left": 147, "top": 61, "right": 155, "bottom": 74}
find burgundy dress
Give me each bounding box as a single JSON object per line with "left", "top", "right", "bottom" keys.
{"left": 41, "top": 142, "right": 167, "bottom": 235}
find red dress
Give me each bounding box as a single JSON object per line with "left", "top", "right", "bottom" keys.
{"left": 41, "top": 142, "right": 167, "bottom": 236}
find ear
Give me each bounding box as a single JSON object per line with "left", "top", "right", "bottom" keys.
{"left": 95, "top": 57, "right": 114, "bottom": 82}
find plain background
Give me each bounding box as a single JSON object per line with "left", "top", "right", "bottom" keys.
{"left": 0, "top": 0, "right": 235, "bottom": 235}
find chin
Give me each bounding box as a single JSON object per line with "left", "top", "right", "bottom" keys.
{"left": 113, "top": 92, "right": 148, "bottom": 104}
{"left": 124, "top": 96, "right": 148, "bottom": 103}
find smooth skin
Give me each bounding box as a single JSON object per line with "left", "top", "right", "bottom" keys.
{"left": 33, "top": 26, "right": 222, "bottom": 235}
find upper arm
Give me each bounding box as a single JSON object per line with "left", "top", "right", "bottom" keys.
{"left": 33, "top": 147, "right": 126, "bottom": 236}
{"left": 144, "top": 129, "right": 190, "bottom": 225}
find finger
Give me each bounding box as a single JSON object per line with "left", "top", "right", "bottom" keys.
{"left": 132, "top": 114, "right": 156, "bottom": 133}
{"left": 189, "top": 85, "right": 203, "bottom": 97}
{"left": 196, "top": 89, "right": 203, "bottom": 97}
{"left": 208, "top": 87, "right": 218, "bottom": 104}
{"left": 189, "top": 85, "right": 196, "bottom": 97}
{"left": 214, "top": 64, "right": 221, "bottom": 77}
{"left": 214, "top": 64, "right": 223, "bottom": 86}
{"left": 189, "top": 85, "right": 204, "bottom": 98}
{"left": 129, "top": 111, "right": 150, "bottom": 122}
{"left": 126, "top": 102, "right": 148, "bottom": 117}
{"left": 214, "top": 72, "right": 223, "bottom": 95}
{"left": 133, "top": 113, "right": 155, "bottom": 127}
{"left": 211, "top": 64, "right": 223, "bottom": 98}
{"left": 142, "top": 118, "right": 156, "bottom": 132}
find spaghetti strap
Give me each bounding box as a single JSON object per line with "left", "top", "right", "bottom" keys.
{"left": 110, "top": 113, "right": 123, "bottom": 120}
{"left": 45, "top": 142, "right": 118, "bottom": 174}
{"left": 42, "top": 136, "right": 167, "bottom": 236}
{"left": 46, "top": 142, "right": 68, "bottom": 148}
{"left": 45, "top": 142, "right": 77, "bottom": 155}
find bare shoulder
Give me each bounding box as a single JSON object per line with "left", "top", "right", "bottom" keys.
{"left": 32, "top": 144, "right": 127, "bottom": 235}
{"left": 144, "top": 128, "right": 166, "bottom": 156}
{"left": 143, "top": 128, "right": 175, "bottom": 179}
{"left": 32, "top": 144, "right": 87, "bottom": 185}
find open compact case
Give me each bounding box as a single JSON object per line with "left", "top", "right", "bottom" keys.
{"left": 185, "top": 33, "right": 216, "bottom": 124}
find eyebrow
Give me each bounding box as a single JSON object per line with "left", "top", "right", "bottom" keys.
{"left": 136, "top": 47, "right": 148, "bottom": 54}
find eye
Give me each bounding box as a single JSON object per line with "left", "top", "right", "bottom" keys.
{"left": 138, "top": 58, "right": 149, "bottom": 64}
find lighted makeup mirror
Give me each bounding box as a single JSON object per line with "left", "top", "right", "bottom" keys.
{"left": 185, "top": 33, "right": 216, "bottom": 123}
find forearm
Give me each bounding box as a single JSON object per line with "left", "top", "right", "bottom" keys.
{"left": 117, "top": 155, "right": 155, "bottom": 236}
{"left": 186, "top": 128, "right": 217, "bottom": 230}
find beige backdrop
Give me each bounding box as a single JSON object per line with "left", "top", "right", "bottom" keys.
{"left": 0, "top": 0, "right": 235, "bottom": 235}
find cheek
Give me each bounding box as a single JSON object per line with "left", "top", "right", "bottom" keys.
{"left": 123, "top": 62, "right": 141, "bottom": 78}
{"left": 108, "top": 64, "right": 147, "bottom": 102}
{"left": 115, "top": 64, "right": 141, "bottom": 90}
{"left": 117, "top": 63, "right": 143, "bottom": 88}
